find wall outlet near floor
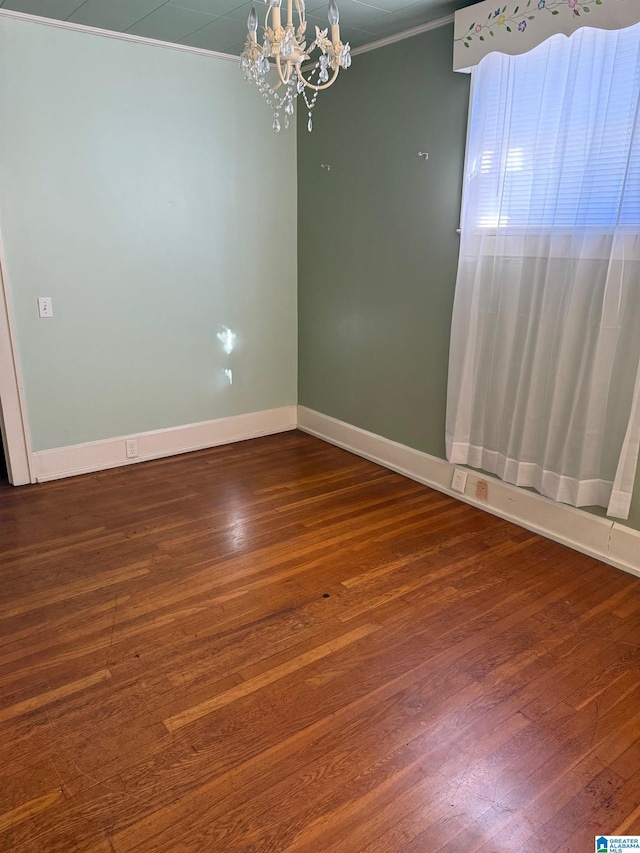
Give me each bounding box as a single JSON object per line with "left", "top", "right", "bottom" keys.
{"left": 451, "top": 468, "right": 468, "bottom": 494}
{"left": 125, "top": 438, "right": 139, "bottom": 459}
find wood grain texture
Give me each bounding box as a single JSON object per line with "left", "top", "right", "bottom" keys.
{"left": 0, "top": 431, "right": 639, "bottom": 852}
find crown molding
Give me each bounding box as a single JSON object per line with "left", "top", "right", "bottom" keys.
{"left": 1, "top": 8, "right": 458, "bottom": 65}
{"left": 300, "top": 11, "right": 455, "bottom": 72}
{"left": 350, "top": 13, "right": 455, "bottom": 57}
{"left": 0, "top": 8, "right": 240, "bottom": 63}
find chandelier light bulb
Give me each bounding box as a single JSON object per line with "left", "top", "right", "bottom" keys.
{"left": 247, "top": 6, "right": 258, "bottom": 32}
{"left": 328, "top": 0, "right": 339, "bottom": 25}
{"left": 269, "top": 0, "right": 282, "bottom": 6}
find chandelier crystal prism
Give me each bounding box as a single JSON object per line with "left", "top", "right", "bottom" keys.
{"left": 240, "top": 0, "right": 352, "bottom": 132}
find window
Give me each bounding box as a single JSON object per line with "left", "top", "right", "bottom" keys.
{"left": 466, "top": 24, "right": 640, "bottom": 231}
{"left": 447, "top": 21, "right": 640, "bottom": 519}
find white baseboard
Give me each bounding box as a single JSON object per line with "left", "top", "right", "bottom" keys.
{"left": 31, "top": 402, "right": 640, "bottom": 579}
{"left": 297, "top": 406, "right": 640, "bottom": 579}
{"left": 33, "top": 406, "right": 297, "bottom": 482}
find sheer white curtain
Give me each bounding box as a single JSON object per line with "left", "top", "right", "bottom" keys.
{"left": 446, "top": 22, "right": 640, "bottom": 519}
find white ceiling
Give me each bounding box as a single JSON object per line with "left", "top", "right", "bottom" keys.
{"left": 0, "top": 0, "right": 473, "bottom": 56}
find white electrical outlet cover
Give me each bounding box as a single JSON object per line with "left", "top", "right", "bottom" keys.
{"left": 451, "top": 468, "right": 468, "bottom": 493}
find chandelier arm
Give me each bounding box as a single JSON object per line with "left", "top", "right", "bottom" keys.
{"left": 275, "top": 54, "right": 294, "bottom": 86}
{"left": 296, "top": 64, "right": 340, "bottom": 91}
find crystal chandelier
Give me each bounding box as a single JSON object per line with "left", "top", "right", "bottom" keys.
{"left": 240, "top": 0, "right": 352, "bottom": 132}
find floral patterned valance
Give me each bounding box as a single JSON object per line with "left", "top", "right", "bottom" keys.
{"left": 453, "top": 0, "right": 640, "bottom": 71}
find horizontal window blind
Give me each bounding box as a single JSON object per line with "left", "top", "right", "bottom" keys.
{"left": 467, "top": 22, "right": 640, "bottom": 230}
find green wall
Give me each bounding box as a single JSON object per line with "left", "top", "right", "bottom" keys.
{"left": 297, "top": 24, "right": 640, "bottom": 530}
{"left": 298, "top": 25, "right": 469, "bottom": 458}
{"left": 0, "top": 16, "right": 297, "bottom": 451}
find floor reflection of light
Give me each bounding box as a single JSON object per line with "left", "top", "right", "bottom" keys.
{"left": 226, "top": 506, "right": 246, "bottom": 550}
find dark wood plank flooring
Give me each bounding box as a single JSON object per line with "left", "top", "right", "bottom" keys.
{"left": 1, "top": 430, "right": 639, "bottom": 852}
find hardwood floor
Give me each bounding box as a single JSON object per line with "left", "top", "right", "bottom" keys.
{"left": 1, "top": 430, "right": 639, "bottom": 852}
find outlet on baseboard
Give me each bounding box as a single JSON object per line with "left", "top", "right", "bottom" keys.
{"left": 125, "top": 438, "right": 139, "bottom": 459}
{"left": 451, "top": 468, "right": 468, "bottom": 494}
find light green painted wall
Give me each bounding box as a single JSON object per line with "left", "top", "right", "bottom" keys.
{"left": 298, "top": 25, "right": 469, "bottom": 458}
{"left": 297, "top": 24, "right": 640, "bottom": 531}
{"left": 0, "top": 16, "right": 297, "bottom": 451}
